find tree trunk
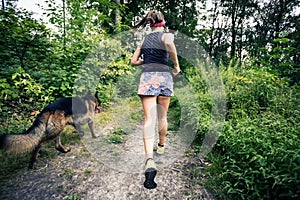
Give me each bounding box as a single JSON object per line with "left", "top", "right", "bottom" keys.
{"left": 209, "top": 2, "right": 218, "bottom": 57}
{"left": 115, "top": 0, "right": 120, "bottom": 25}
{"left": 230, "top": 3, "right": 237, "bottom": 59}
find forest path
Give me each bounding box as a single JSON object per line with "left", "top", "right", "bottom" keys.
{"left": 0, "top": 100, "right": 216, "bottom": 200}
{"left": 0, "top": 144, "right": 215, "bottom": 200}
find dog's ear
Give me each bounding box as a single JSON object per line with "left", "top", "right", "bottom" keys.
{"left": 94, "top": 91, "right": 100, "bottom": 104}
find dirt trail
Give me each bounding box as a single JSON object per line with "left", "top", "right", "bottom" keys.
{"left": 0, "top": 123, "right": 216, "bottom": 200}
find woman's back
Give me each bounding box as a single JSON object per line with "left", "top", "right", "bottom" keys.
{"left": 142, "top": 32, "right": 169, "bottom": 66}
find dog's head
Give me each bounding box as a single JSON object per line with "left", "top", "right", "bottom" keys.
{"left": 84, "top": 91, "right": 101, "bottom": 113}
{"left": 94, "top": 91, "right": 102, "bottom": 113}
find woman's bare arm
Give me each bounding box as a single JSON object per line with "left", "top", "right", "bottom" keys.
{"left": 130, "top": 46, "right": 143, "bottom": 66}
{"left": 131, "top": 38, "right": 144, "bottom": 66}
{"left": 163, "top": 33, "right": 181, "bottom": 75}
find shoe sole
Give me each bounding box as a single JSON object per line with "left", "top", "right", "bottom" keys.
{"left": 156, "top": 150, "right": 164, "bottom": 155}
{"left": 144, "top": 167, "right": 157, "bottom": 189}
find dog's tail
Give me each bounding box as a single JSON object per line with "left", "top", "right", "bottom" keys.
{"left": 0, "top": 132, "right": 42, "bottom": 154}
{"left": 0, "top": 110, "right": 63, "bottom": 154}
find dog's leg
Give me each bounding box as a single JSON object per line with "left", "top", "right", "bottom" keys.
{"left": 88, "top": 121, "right": 97, "bottom": 138}
{"left": 55, "top": 135, "right": 71, "bottom": 153}
{"left": 74, "top": 124, "right": 85, "bottom": 137}
{"left": 68, "top": 121, "right": 85, "bottom": 137}
{"left": 28, "top": 142, "right": 43, "bottom": 169}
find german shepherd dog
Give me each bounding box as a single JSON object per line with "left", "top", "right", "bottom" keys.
{"left": 0, "top": 93, "right": 101, "bottom": 169}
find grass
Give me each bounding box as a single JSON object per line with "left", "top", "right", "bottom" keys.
{"left": 107, "top": 134, "right": 123, "bottom": 144}
{"left": 106, "top": 128, "right": 128, "bottom": 144}
{"left": 84, "top": 168, "right": 93, "bottom": 176}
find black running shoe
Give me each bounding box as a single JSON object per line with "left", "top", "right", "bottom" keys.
{"left": 144, "top": 158, "right": 157, "bottom": 189}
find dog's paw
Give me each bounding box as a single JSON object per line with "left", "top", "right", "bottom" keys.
{"left": 78, "top": 132, "right": 84, "bottom": 138}
{"left": 64, "top": 147, "right": 71, "bottom": 153}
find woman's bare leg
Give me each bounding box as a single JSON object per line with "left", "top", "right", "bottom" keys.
{"left": 141, "top": 95, "right": 157, "bottom": 159}
{"left": 157, "top": 96, "right": 171, "bottom": 146}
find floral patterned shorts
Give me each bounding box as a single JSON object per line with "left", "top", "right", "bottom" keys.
{"left": 138, "top": 72, "right": 174, "bottom": 96}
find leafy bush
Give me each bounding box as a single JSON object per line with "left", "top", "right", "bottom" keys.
{"left": 257, "top": 38, "right": 299, "bottom": 84}
{"left": 0, "top": 67, "right": 51, "bottom": 126}
{"left": 204, "top": 61, "right": 300, "bottom": 199}
{"left": 74, "top": 38, "right": 133, "bottom": 107}
{"left": 208, "top": 112, "right": 299, "bottom": 199}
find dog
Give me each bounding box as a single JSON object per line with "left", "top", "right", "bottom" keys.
{"left": 0, "top": 92, "right": 101, "bottom": 169}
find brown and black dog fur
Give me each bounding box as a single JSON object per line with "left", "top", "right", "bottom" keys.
{"left": 0, "top": 93, "right": 101, "bottom": 169}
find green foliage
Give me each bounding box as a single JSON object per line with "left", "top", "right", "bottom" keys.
{"left": 107, "top": 134, "right": 123, "bottom": 144}
{"left": 0, "top": 8, "right": 55, "bottom": 121}
{"left": 65, "top": 193, "right": 80, "bottom": 200}
{"left": 186, "top": 89, "right": 210, "bottom": 142}
{"left": 12, "top": 67, "right": 44, "bottom": 101}
{"left": 41, "top": 0, "right": 119, "bottom": 98}
{"left": 184, "top": 60, "right": 226, "bottom": 152}
{"left": 204, "top": 61, "right": 300, "bottom": 200}
{"left": 114, "top": 67, "right": 141, "bottom": 99}
{"left": 207, "top": 113, "right": 300, "bottom": 199}
{"left": 257, "top": 37, "right": 299, "bottom": 84}
{"left": 167, "top": 96, "right": 181, "bottom": 131}
{"left": 0, "top": 8, "right": 52, "bottom": 71}
{"left": 107, "top": 128, "right": 127, "bottom": 144}
{"left": 221, "top": 60, "right": 291, "bottom": 116}
{"left": 74, "top": 37, "right": 133, "bottom": 106}
{"left": 0, "top": 1, "right": 134, "bottom": 118}
{"left": 64, "top": 168, "right": 75, "bottom": 179}
{"left": 0, "top": 67, "right": 51, "bottom": 126}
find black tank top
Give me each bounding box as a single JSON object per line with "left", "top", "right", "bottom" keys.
{"left": 141, "top": 32, "right": 169, "bottom": 67}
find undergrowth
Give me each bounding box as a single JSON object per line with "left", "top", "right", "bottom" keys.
{"left": 201, "top": 61, "right": 300, "bottom": 200}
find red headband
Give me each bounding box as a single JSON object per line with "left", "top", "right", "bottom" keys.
{"left": 150, "top": 20, "right": 166, "bottom": 27}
